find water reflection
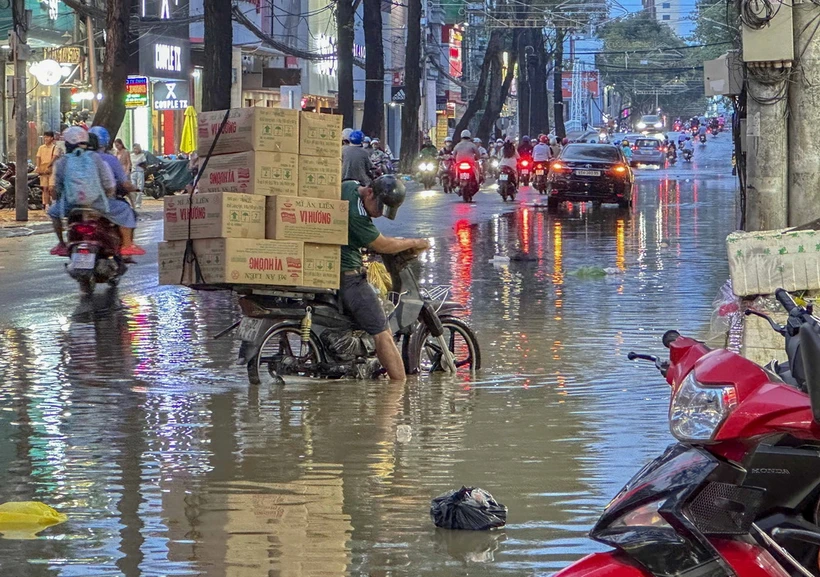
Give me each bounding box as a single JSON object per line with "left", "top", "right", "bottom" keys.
{"left": 0, "top": 171, "right": 739, "bottom": 575}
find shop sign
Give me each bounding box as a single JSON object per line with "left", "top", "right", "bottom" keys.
{"left": 391, "top": 86, "right": 405, "bottom": 103}
{"left": 153, "top": 80, "right": 190, "bottom": 110}
{"left": 43, "top": 46, "right": 81, "bottom": 64}
{"left": 139, "top": 35, "right": 190, "bottom": 80}
{"left": 126, "top": 76, "right": 149, "bottom": 108}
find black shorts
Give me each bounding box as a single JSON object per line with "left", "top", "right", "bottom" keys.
{"left": 340, "top": 272, "right": 389, "bottom": 336}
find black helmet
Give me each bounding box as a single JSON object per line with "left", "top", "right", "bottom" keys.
{"left": 522, "top": 135, "right": 530, "bottom": 142}
{"left": 371, "top": 174, "right": 406, "bottom": 220}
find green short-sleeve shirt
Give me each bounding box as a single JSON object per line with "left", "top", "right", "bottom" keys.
{"left": 341, "top": 181, "right": 380, "bottom": 271}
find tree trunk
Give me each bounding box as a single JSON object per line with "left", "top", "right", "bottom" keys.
{"left": 553, "top": 28, "right": 566, "bottom": 138}
{"left": 337, "top": 0, "right": 355, "bottom": 127}
{"left": 360, "top": 0, "right": 384, "bottom": 138}
{"left": 477, "top": 31, "right": 518, "bottom": 142}
{"left": 454, "top": 30, "right": 502, "bottom": 138}
{"left": 531, "top": 30, "right": 549, "bottom": 136}
{"left": 517, "top": 29, "right": 532, "bottom": 138}
{"left": 92, "top": 0, "right": 131, "bottom": 136}
{"left": 203, "top": 0, "right": 233, "bottom": 111}
{"left": 400, "top": 0, "right": 422, "bottom": 172}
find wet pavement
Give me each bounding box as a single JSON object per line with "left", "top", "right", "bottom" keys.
{"left": 0, "top": 135, "right": 739, "bottom": 576}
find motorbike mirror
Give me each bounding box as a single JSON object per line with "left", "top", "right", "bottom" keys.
{"left": 662, "top": 330, "right": 680, "bottom": 348}
{"left": 798, "top": 324, "right": 820, "bottom": 424}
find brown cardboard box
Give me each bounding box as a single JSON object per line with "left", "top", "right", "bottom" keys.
{"left": 299, "top": 112, "right": 343, "bottom": 158}
{"left": 163, "top": 192, "right": 266, "bottom": 241}
{"left": 197, "top": 107, "right": 300, "bottom": 156}
{"left": 266, "top": 196, "right": 349, "bottom": 245}
{"left": 197, "top": 151, "right": 299, "bottom": 197}
{"left": 158, "top": 238, "right": 303, "bottom": 287}
{"left": 303, "top": 243, "right": 341, "bottom": 289}
{"left": 298, "top": 155, "right": 342, "bottom": 199}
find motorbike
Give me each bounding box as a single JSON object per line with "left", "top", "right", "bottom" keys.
{"left": 682, "top": 148, "right": 693, "bottom": 162}
{"left": 666, "top": 147, "right": 677, "bottom": 165}
{"left": 497, "top": 165, "right": 517, "bottom": 202}
{"left": 699, "top": 133, "right": 708, "bottom": 145}
{"left": 456, "top": 160, "right": 480, "bottom": 203}
{"left": 0, "top": 162, "right": 44, "bottom": 210}
{"left": 533, "top": 160, "right": 549, "bottom": 194}
{"left": 556, "top": 288, "right": 820, "bottom": 577}
{"left": 673, "top": 120, "right": 683, "bottom": 132}
{"left": 234, "top": 250, "right": 481, "bottom": 385}
{"left": 488, "top": 158, "right": 500, "bottom": 180}
{"left": 518, "top": 156, "right": 532, "bottom": 186}
{"left": 416, "top": 158, "right": 437, "bottom": 189}
{"left": 143, "top": 154, "right": 194, "bottom": 200}
{"left": 438, "top": 156, "right": 455, "bottom": 194}
{"left": 63, "top": 208, "right": 128, "bottom": 294}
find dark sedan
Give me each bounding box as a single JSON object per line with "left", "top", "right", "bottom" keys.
{"left": 546, "top": 144, "right": 634, "bottom": 210}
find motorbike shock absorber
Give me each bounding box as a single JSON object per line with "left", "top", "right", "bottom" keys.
{"left": 300, "top": 307, "right": 313, "bottom": 358}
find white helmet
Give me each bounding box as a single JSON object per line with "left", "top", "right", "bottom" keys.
{"left": 473, "top": 138, "right": 481, "bottom": 145}
{"left": 496, "top": 139, "right": 503, "bottom": 144}
{"left": 461, "top": 129, "right": 471, "bottom": 139}
{"left": 341, "top": 127, "right": 353, "bottom": 142}
{"left": 63, "top": 126, "right": 89, "bottom": 145}
{"left": 444, "top": 136, "right": 453, "bottom": 143}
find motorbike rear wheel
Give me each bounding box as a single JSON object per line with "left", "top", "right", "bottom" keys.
{"left": 147, "top": 179, "right": 167, "bottom": 200}
{"left": 78, "top": 276, "right": 96, "bottom": 295}
{"left": 409, "top": 317, "right": 481, "bottom": 375}
{"left": 247, "top": 325, "right": 324, "bottom": 385}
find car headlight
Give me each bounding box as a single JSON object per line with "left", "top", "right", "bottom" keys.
{"left": 669, "top": 372, "right": 737, "bottom": 442}
{"left": 637, "top": 122, "right": 647, "bottom": 129}
{"left": 654, "top": 122, "right": 663, "bottom": 128}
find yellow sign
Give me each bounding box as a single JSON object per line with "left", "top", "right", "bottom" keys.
{"left": 435, "top": 114, "right": 448, "bottom": 148}
{"left": 44, "top": 47, "right": 81, "bottom": 64}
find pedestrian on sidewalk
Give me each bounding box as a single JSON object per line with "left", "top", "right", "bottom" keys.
{"left": 114, "top": 138, "right": 131, "bottom": 176}
{"left": 130, "top": 143, "right": 146, "bottom": 208}
{"left": 36, "top": 131, "right": 61, "bottom": 207}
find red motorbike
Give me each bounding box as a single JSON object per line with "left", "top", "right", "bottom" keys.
{"left": 556, "top": 288, "right": 820, "bottom": 577}
{"left": 518, "top": 156, "right": 533, "bottom": 186}
{"left": 533, "top": 160, "right": 548, "bottom": 194}
{"left": 65, "top": 209, "right": 127, "bottom": 294}
{"left": 456, "top": 160, "right": 479, "bottom": 203}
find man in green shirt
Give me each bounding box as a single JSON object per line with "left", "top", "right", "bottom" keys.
{"left": 340, "top": 175, "right": 429, "bottom": 381}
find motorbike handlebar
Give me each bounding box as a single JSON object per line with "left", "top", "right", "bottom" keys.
{"left": 775, "top": 288, "right": 800, "bottom": 315}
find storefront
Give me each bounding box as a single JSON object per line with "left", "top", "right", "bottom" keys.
{"left": 120, "top": 0, "right": 192, "bottom": 155}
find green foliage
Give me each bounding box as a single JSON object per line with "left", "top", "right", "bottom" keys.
{"left": 597, "top": 12, "right": 707, "bottom": 119}
{"left": 692, "top": 0, "right": 739, "bottom": 61}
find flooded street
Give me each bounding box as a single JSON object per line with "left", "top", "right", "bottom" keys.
{"left": 0, "top": 138, "right": 739, "bottom": 576}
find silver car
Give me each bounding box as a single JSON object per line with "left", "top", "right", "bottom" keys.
{"left": 630, "top": 137, "right": 665, "bottom": 167}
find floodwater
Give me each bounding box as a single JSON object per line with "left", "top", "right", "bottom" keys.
{"left": 0, "top": 140, "right": 739, "bottom": 576}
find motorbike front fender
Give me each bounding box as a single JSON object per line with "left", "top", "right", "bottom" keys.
{"left": 552, "top": 551, "right": 650, "bottom": 577}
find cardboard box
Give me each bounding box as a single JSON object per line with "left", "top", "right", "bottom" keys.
{"left": 158, "top": 238, "right": 303, "bottom": 287}
{"left": 299, "top": 112, "right": 343, "bottom": 158}
{"left": 298, "top": 155, "right": 342, "bottom": 199}
{"left": 197, "top": 107, "right": 300, "bottom": 156}
{"left": 197, "top": 151, "right": 299, "bottom": 197}
{"left": 266, "top": 196, "right": 349, "bottom": 245}
{"left": 163, "top": 192, "right": 265, "bottom": 241}
{"left": 303, "top": 243, "right": 341, "bottom": 289}
{"left": 727, "top": 229, "right": 820, "bottom": 296}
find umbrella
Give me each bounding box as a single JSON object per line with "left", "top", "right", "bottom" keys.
{"left": 180, "top": 106, "right": 198, "bottom": 155}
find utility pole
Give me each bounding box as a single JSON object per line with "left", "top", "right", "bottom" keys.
{"left": 788, "top": 3, "right": 820, "bottom": 227}
{"left": 12, "top": 0, "right": 29, "bottom": 222}
{"left": 745, "top": 69, "right": 788, "bottom": 231}
{"left": 86, "top": 14, "right": 98, "bottom": 112}
{"left": 1, "top": 57, "right": 7, "bottom": 160}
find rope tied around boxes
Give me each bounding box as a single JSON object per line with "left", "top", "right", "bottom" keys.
{"left": 181, "top": 108, "right": 232, "bottom": 285}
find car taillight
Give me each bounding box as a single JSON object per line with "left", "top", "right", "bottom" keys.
{"left": 612, "top": 165, "right": 628, "bottom": 174}
{"left": 458, "top": 162, "right": 471, "bottom": 170}
{"left": 631, "top": 145, "right": 638, "bottom": 151}
{"left": 552, "top": 162, "right": 567, "bottom": 171}
{"left": 73, "top": 223, "right": 96, "bottom": 236}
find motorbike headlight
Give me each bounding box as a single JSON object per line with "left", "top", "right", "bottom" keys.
{"left": 608, "top": 498, "right": 672, "bottom": 530}
{"left": 491, "top": 159, "right": 499, "bottom": 168}
{"left": 637, "top": 122, "right": 647, "bottom": 129}
{"left": 669, "top": 372, "right": 737, "bottom": 442}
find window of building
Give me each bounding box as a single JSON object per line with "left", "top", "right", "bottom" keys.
{"left": 662, "top": 14, "right": 671, "bottom": 19}
{"left": 662, "top": 2, "right": 670, "bottom": 7}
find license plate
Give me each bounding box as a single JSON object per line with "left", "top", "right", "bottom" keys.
{"left": 459, "top": 173, "right": 470, "bottom": 180}
{"left": 520, "top": 169, "right": 529, "bottom": 175}
{"left": 70, "top": 251, "right": 96, "bottom": 269}
{"left": 237, "top": 317, "right": 264, "bottom": 342}
{"left": 498, "top": 174, "right": 508, "bottom": 181}
{"left": 535, "top": 170, "right": 544, "bottom": 175}
{"left": 576, "top": 170, "right": 601, "bottom": 177}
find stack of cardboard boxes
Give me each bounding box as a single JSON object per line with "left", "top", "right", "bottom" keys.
{"left": 158, "top": 108, "right": 347, "bottom": 290}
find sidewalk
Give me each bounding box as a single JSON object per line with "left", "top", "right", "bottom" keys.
{"left": 0, "top": 198, "right": 165, "bottom": 238}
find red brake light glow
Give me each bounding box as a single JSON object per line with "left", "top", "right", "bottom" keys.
{"left": 73, "top": 223, "right": 96, "bottom": 236}
{"left": 458, "top": 162, "right": 471, "bottom": 170}
{"left": 521, "top": 160, "right": 529, "bottom": 167}
{"left": 552, "top": 162, "right": 566, "bottom": 171}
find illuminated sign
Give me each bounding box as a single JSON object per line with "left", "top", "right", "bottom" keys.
{"left": 153, "top": 80, "right": 189, "bottom": 110}
{"left": 315, "top": 35, "right": 337, "bottom": 76}
{"left": 126, "top": 76, "right": 149, "bottom": 108}
{"left": 43, "top": 46, "right": 81, "bottom": 64}
{"left": 47, "top": 0, "right": 59, "bottom": 20}
{"left": 155, "top": 44, "right": 182, "bottom": 73}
